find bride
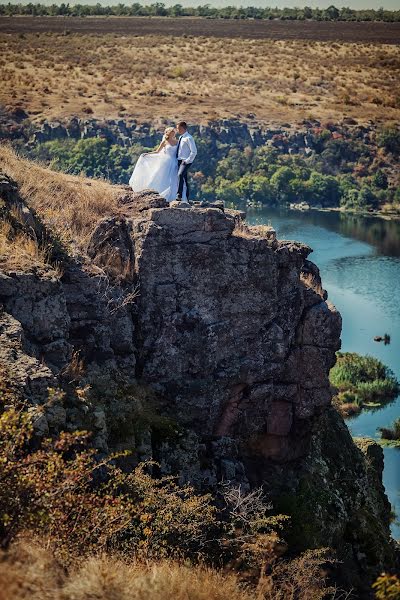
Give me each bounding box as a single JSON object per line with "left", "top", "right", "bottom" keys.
{"left": 129, "top": 127, "right": 178, "bottom": 202}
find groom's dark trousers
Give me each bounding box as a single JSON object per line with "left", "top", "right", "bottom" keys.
{"left": 177, "top": 160, "right": 192, "bottom": 200}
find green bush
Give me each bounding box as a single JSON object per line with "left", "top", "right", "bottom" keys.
{"left": 26, "top": 139, "right": 146, "bottom": 183}
{"left": 270, "top": 166, "right": 297, "bottom": 202}
{"left": 356, "top": 379, "right": 399, "bottom": 402}
{"left": 378, "top": 127, "right": 400, "bottom": 155}
{"left": 379, "top": 418, "right": 400, "bottom": 441}
{"left": 306, "top": 171, "right": 340, "bottom": 207}
{"left": 0, "top": 368, "right": 217, "bottom": 563}
{"left": 330, "top": 352, "right": 399, "bottom": 414}
{"left": 372, "top": 170, "right": 389, "bottom": 190}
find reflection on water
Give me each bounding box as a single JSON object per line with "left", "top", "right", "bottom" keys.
{"left": 241, "top": 205, "right": 400, "bottom": 539}
{"left": 245, "top": 207, "right": 400, "bottom": 257}
{"left": 335, "top": 213, "right": 400, "bottom": 258}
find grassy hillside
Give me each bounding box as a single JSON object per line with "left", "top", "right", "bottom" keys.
{"left": 0, "top": 145, "right": 120, "bottom": 250}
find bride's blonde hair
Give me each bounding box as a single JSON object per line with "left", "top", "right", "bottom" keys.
{"left": 162, "top": 127, "right": 175, "bottom": 142}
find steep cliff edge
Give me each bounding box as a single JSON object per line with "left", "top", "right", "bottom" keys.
{"left": 0, "top": 171, "right": 396, "bottom": 583}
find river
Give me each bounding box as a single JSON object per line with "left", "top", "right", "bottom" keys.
{"left": 244, "top": 206, "right": 400, "bottom": 540}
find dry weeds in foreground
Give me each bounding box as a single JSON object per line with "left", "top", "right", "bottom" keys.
{"left": 0, "top": 541, "right": 343, "bottom": 600}
{"left": 0, "top": 220, "right": 52, "bottom": 272}
{"left": 0, "top": 145, "right": 119, "bottom": 248}
{"left": 0, "top": 542, "right": 255, "bottom": 600}
{"left": 1, "top": 33, "right": 399, "bottom": 125}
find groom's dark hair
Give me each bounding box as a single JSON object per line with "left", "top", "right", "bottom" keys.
{"left": 178, "top": 121, "right": 187, "bottom": 130}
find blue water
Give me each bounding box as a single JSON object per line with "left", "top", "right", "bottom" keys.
{"left": 244, "top": 206, "right": 400, "bottom": 539}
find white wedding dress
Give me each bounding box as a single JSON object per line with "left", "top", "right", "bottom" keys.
{"left": 129, "top": 142, "right": 178, "bottom": 202}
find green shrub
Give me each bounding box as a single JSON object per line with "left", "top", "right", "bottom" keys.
{"left": 16, "top": 128, "right": 398, "bottom": 210}
{"left": 378, "top": 126, "right": 400, "bottom": 155}
{"left": 330, "top": 352, "right": 399, "bottom": 415}
{"left": 25, "top": 139, "right": 147, "bottom": 183}
{"left": 0, "top": 368, "right": 217, "bottom": 563}
{"left": 357, "top": 379, "right": 399, "bottom": 402}
{"left": 372, "top": 170, "right": 389, "bottom": 190}
{"left": 379, "top": 418, "right": 400, "bottom": 441}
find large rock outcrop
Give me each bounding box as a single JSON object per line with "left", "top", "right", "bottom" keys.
{"left": 128, "top": 207, "right": 341, "bottom": 470}
{"left": 0, "top": 179, "right": 396, "bottom": 584}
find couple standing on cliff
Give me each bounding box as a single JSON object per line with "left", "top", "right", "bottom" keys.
{"left": 129, "top": 122, "right": 197, "bottom": 207}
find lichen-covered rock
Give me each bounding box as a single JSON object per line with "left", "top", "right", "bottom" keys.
{"left": 87, "top": 216, "right": 135, "bottom": 282}
{"left": 130, "top": 207, "right": 339, "bottom": 466}
{"left": 2, "top": 273, "right": 70, "bottom": 344}
{"left": 0, "top": 311, "right": 57, "bottom": 403}
{"left": 119, "top": 188, "right": 168, "bottom": 212}
{"left": 271, "top": 409, "right": 396, "bottom": 588}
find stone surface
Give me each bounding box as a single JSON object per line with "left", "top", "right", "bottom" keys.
{"left": 130, "top": 206, "right": 332, "bottom": 466}
{"left": 118, "top": 188, "right": 168, "bottom": 213}
{"left": 87, "top": 216, "right": 135, "bottom": 282}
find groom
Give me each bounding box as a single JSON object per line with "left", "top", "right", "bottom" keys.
{"left": 175, "top": 121, "right": 197, "bottom": 205}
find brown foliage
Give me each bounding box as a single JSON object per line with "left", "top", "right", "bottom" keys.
{"left": 0, "top": 369, "right": 342, "bottom": 599}
{"left": 0, "top": 381, "right": 216, "bottom": 563}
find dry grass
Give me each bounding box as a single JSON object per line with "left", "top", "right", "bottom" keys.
{"left": 0, "top": 145, "right": 120, "bottom": 249}
{"left": 64, "top": 556, "right": 254, "bottom": 600}
{"left": 0, "top": 33, "right": 399, "bottom": 125}
{"left": 300, "top": 271, "right": 324, "bottom": 298}
{"left": 0, "top": 540, "right": 342, "bottom": 600}
{"left": 0, "top": 220, "right": 52, "bottom": 271}
{"left": 332, "top": 396, "right": 361, "bottom": 418}
{"left": 0, "top": 542, "right": 255, "bottom": 600}
{"left": 233, "top": 222, "right": 276, "bottom": 240}
{"left": 0, "top": 542, "right": 61, "bottom": 600}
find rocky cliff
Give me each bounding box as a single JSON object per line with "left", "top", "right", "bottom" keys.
{"left": 0, "top": 105, "right": 373, "bottom": 158}
{"left": 0, "top": 173, "right": 396, "bottom": 585}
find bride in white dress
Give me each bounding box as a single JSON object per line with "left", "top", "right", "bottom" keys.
{"left": 129, "top": 127, "right": 178, "bottom": 202}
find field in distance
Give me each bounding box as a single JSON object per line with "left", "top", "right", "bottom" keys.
{"left": 1, "top": 26, "right": 399, "bottom": 125}
{"left": 1, "top": 17, "right": 400, "bottom": 43}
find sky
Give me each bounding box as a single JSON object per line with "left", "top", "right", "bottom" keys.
{"left": 5, "top": 0, "right": 400, "bottom": 11}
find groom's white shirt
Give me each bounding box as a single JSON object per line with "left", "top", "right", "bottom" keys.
{"left": 177, "top": 132, "right": 197, "bottom": 164}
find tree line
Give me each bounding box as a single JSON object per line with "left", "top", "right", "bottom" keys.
{"left": 11, "top": 125, "right": 399, "bottom": 212}
{"left": 1, "top": 2, "right": 400, "bottom": 22}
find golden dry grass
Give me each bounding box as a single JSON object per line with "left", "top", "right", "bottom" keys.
{"left": 0, "top": 542, "right": 255, "bottom": 600}
{"left": 0, "top": 540, "right": 338, "bottom": 600}
{"left": 0, "top": 220, "right": 50, "bottom": 271}
{"left": 233, "top": 222, "right": 276, "bottom": 240}
{"left": 0, "top": 145, "right": 120, "bottom": 249}
{"left": 0, "top": 542, "right": 61, "bottom": 600}
{"left": 0, "top": 33, "right": 399, "bottom": 125}
{"left": 64, "top": 556, "right": 255, "bottom": 600}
